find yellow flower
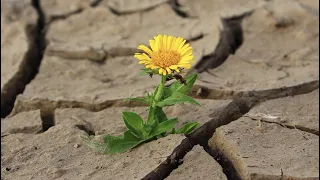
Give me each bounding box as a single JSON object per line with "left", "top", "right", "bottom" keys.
{"left": 134, "top": 34, "right": 194, "bottom": 75}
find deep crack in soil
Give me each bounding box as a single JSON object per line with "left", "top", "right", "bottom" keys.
{"left": 193, "top": 13, "right": 251, "bottom": 73}
{"left": 203, "top": 144, "right": 241, "bottom": 180}
{"left": 40, "top": 109, "right": 54, "bottom": 132}
{"left": 142, "top": 138, "right": 194, "bottom": 180}
{"left": 1, "top": 0, "right": 46, "bottom": 118}
{"left": 169, "top": 0, "right": 190, "bottom": 18}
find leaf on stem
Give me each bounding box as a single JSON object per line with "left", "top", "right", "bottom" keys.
{"left": 106, "top": 130, "right": 144, "bottom": 154}
{"left": 163, "top": 74, "right": 197, "bottom": 99}
{"left": 156, "top": 92, "right": 200, "bottom": 107}
{"left": 176, "top": 122, "right": 199, "bottom": 135}
{"left": 155, "top": 107, "right": 168, "bottom": 123}
{"left": 148, "top": 118, "right": 178, "bottom": 138}
{"left": 138, "top": 68, "right": 158, "bottom": 76}
{"left": 122, "top": 112, "right": 146, "bottom": 139}
{"left": 147, "top": 106, "right": 156, "bottom": 125}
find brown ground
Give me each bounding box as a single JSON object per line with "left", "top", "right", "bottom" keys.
{"left": 1, "top": 0, "right": 319, "bottom": 179}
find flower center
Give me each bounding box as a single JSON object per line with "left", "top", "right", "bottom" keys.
{"left": 151, "top": 50, "right": 181, "bottom": 68}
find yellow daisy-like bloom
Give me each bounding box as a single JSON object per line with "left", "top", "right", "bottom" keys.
{"left": 134, "top": 34, "right": 194, "bottom": 75}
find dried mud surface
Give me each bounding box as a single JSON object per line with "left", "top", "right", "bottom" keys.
{"left": 1, "top": 0, "right": 319, "bottom": 179}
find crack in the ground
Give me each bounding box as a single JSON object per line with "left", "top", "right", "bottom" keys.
{"left": 46, "top": 32, "right": 205, "bottom": 62}
{"left": 202, "top": 143, "right": 241, "bottom": 180}
{"left": 10, "top": 97, "right": 149, "bottom": 118}
{"left": 1, "top": 0, "right": 47, "bottom": 118}
{"left": 47, "top": 9, "right": 83, "bottom": 24}
{"left": 46, "top": 34, "right": 204, "bottom": 61}
{"left": 90, "top": 0, "right": 104, "bottom": 8}
{"left": 169, "top": 0, "right": 194, "bottom": 18}
{"left": 244, "top": 115, "right": 319, "bottom": 136}
{"left": 10, "top": 79, "right": 318, "bottom": 120}
{"left": 45, "top": 46, "right": 107, "bottom": 62}
{"left": 188, "top": 98, "right": 255, "bottom": 146}
{"left": 192, "top": 13, "right": 251, "bottom": 73}
{"left": 104, "top": 47, "right": 140, "bottom": 59}
{"left": 45, "top": 0, "right": 105, "bottom": 24}
{"left": 74, "top": 124, "right": 95, "bottom": 136}
{"left": 185, "top": 33, "right": 204, "bottom": 43}
{"left": 108, "top": 0, "right": 170, "bottom": 16}
{"left": 142, "top": 138, "right": 193, "bottom": 180}
{"left": 40, "top": 109, "right": 54, "bottom": 132}
{"left": 191, "top": 80, "right": 319, "bottom": 100}
{"left": 46, "top": 46, "right": 139, "bottom": 62}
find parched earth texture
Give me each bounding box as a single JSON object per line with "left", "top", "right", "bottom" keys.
{"left": 1, "top": 0, "right": 319, "bottom": 179}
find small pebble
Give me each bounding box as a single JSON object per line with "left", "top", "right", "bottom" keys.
{"left": 74, "top": 144, "right": 80, "bottom": 148}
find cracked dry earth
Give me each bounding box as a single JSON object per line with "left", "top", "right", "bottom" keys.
{"left": 1, "top": 0, "right": 319, "bottom": 179}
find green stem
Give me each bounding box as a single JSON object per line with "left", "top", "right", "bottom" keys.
{"left": 148, "top": 75, "right": 166, "bottom": 125}
{"left": 153, "top": 75, "right": 166, "bottom": 107}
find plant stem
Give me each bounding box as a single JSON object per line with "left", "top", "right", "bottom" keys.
{"left": 148, "top": 75, "right": 166, "bottom": 125}
{"left": 153, "top": 75, "right": 166, "bottom": 105}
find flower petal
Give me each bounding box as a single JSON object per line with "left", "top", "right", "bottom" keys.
{"left": 167, "top": 36, "right": 173, "bottom": 50}
{"left": 139, "top": 61, "right": 149, "bottom": 64}
{"left": 179, "top": 55, "right": 194, "bottom": 62}
{"left": 163, "top": 35, "right": 168, "bottom": 50}
{"left": 159, "top": 68, "right": 163, "bottom": 75}
{"left": 149, "top": 40, "right": 158, "bottom": 52}
{"left": 156, "top": 35, "right": 163, "bottom": 50}
{"left": 150, "top": 65, "right": 157, "bottom": 70}
{"left": 177, "top": 39, "right": 186, "bottom": 51}
{"left": 166, "top": 67, "right": 172, "bottom": 75}
{"left": 138, "top": 45, "right": 152, "bottom": 55}
{"left": 169, "top": 65, "right": 179, "bottom": 72}
{"left": 178, "top": 64, "right": 192, "bottom": 69}
{"left": 162, "top": 68, "right": 167, "bottom": 75}
{"left": 180, "top": 47, "right": 192, "bottom": 56}
{"left": 170, "top": 37, "right": 176, "bottom": 50}
{"left": 172, "top": 37, "right": 181, "bottom": 51}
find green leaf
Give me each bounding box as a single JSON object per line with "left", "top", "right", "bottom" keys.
{"left": 156, "top": 92, "right": 200, "bottom": 107}
{"left": 138, "top": 68, "right": 152, "bottom": 76}
{"left": 163, "top": 74, "right": 197, "bottom": 99}
{"left": 122, "top": 112, "right": 146, "bottom": 139}
{"left": 148, "top": 118, "right": 178, "bottom": 138}
{"left": 138, "top": 68, "right": 158, "bottom": 76}
{"left": 170, "top": 74, "right": 197, "bottom": 94}
{"left": 155, "top": 107, "right": 168, "bottom": 123}
{"left": 176, "top": 122, "right": 199, "bottom": 135}
{"left": 148, "top": 106, "right": 168, "bottom": 125}
{"left": 139, "top": 70, "right": 149, "bottom": 76}
{"left": 153, "top": 84, "right": 160, "bottom": 98}
{"left": 82, "top": 131, "right": 144, "bottom": 154}
{"left": 107, "top": 130, "right": 144, "bottom": 154}
{"left": 145, "top": 92, "right": 154, "bottom": 105}
{"left": 147, "top": 106, "right": 156, "bottom": 125}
